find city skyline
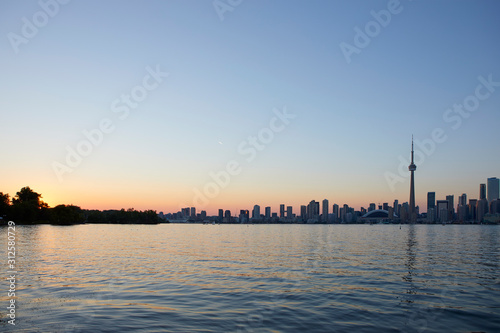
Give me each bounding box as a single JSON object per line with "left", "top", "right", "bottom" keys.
{"left": 162, "top": 176, "right": 499, "bottom": 218}
{"left": 1, "top": 1, "right": 499, "bottom": 215}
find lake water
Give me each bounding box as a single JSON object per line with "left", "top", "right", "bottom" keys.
{"left": 1, "top": 224, "right": 499, "bottom": 332}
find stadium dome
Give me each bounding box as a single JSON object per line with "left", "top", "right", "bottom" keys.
{"left": 362, "top": 209, "right": 397, "bottom": 219}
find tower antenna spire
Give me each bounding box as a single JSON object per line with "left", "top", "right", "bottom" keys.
{"left": 411, "top": 135, "right": 414, "bottom": 163}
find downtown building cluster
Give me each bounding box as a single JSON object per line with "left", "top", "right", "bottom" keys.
{"left": 426, "top": 177, "right": 500, "bottom": 224}
{"left": 162, "top": 200, "right": 415, "bottom": 224}
{"left": 159, "top": 176, "right": 500, "bottom": 225}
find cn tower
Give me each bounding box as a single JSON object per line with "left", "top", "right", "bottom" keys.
{"left": 408, "top": 136, "right": 417, "bottom": 223}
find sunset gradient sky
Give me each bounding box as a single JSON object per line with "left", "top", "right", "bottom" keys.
{"left": 1, "top": 0, "right": 499, "bottom": 215}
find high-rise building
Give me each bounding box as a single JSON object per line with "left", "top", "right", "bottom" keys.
{"left": 458, "top": 193, "right": 468, "bottom": 222}
{"left": 388, "top": 206, "right": 394, "bottom": 220}
{"left": 393, "top": 200, "right": 399, "bottom": 216}
{"left": 190, "top": 207, "right": 196, "bottom": 218}
{"left": 478, "top": 183, "right": 489, "bottom": 219}
{"left": 307, "top": 200, "right": 319, "bottom": 220}
{"left": 427, "top": 192, "right": 436, "bottom": 222}
{"left": 459, "top": 193, "right": 467, "bottom": 206}
{"left": 490, "top": 199, "right": 500, "bottom": 214}
{"left": 408, "top": 137, "right": 417, "bottom": 223}
{"left": 322, "top": 199, "right": 329, "bottom": 222}
{"left": 480, "top": 184, "right": 486, "bottom": 200}
{"left": 436, "top": 200, "right": 448, "bottom": 222}
{"left": 400, "top": 202, "right": 409, "bottom": 223}
{"left": 427, "top": 192, "right": 435, "bottom": 211}
{"left": 286, "top": 206, "right": 293, "bottom": 219}
{"left": 342, "top": 204, "right": 349, "bottom": 222}
{"left": 487, "top": 177, "right": 499, "bottom": 202}
{"left": 382, "top": 203, "right": 389, "bottom": 211}
{"left": 239, "top": 210, "right": 249, "bottom": 223}
{"left": 477, "top": 199, "right": 488, "bottom": 222}
{"left": 218, "top": 209, "right": 223, "bottom": 221}
{"left": 300, "top": 205, "right": 307, "bottom": 222}
{"left": 252, "top": 205, "right": 260, "bottom": 220}
{"left": 446, "top": 195, "right": 454, "bottom": 221}
{"left": 368, "top": 203, "right": 376, "bottom": 212}
{"left": 280, "top": 204, "right": 285, "bottom": 218}
{"left": 468, "top": 199, "right": 477, "bottom": 221}
{"left": 224, "top": 210, "right": 232, "bottom": 223}
{"left": 265, "top": 207, "right": 271, "bottom": 219}
{"left": 332, "top": 204, "right": 339, "bottom": 222}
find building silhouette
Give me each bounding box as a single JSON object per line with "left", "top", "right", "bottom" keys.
{"left": 487, "top": 177, "right": 499, "bottom": 202}
{"left": 280, "top": 204, "right": 285, "bottom": 218}
{"left": 477, "top": 184, "right": 489, "bottom": 222}
{"left": 332, "top": 204, "right": 339, "bottom": 223}
{"left": 436, "top": 200, "right": 448, "bottom": 222}
{"left": 322, "top": 199, "right": 329, "bottom": 222}
{"left": 427, "top": 192, "right": 436, "bottom": 222}
{"left": 300, "top": 205, "right": 307, "bottom": 222}
{"left": 446, "top": 195, "right": 454, "bottom": 221}
{"left": 408, "top": 137, "right": 417, "bottom": 223}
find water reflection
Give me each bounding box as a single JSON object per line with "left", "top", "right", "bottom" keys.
{"left": 0, "top": 224, "right": 498, "bottom": 332}
{"left": 400, "top": 224, "right": 418, "bottom": 311}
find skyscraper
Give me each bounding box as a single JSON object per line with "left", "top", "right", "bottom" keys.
{"left": 487, "top": 177, "right": 499, "bottom": 202}
{"left": 239, "top": 210, "right": 249, "bottom": 223}
{"left": 478, "top": 184, "right": 489, "bottom": 220}
{"left": 480, "top": 184, "right": 486, "bottom": 200}
{"left": 307, "top": 200, "right": 319, "bottom": 220}
{"left": 458, "top": 194, "right": 468, "bottom": 222}
{"left": 332, "top": 204, "right": 339, "bottom": 223}
{"left": 459, "top": 193, "right": 467, "bottom": 206}
{"left": 427, "top": 192, "right": 435, "bottom": 211}
{"left": 436, "top": 200, "right": 448, "bottom": 222}
{"left": 322, "top": 199, "right": 329, "bottom": 222}
{"left": 446, "top": 195, "right": 454, "bottom": 221}
{"left": 300, "top": 205, "right": 307, "bottom": 222}
{"left": 265, "top": 206, "right": 271, "bottom": 219}
{"left": 469, "top": 199, "right": 477, "bottom": 221}
{"left": 280, "top": 204, "right": 285, "bottom": 218}
{"left": 252, "top": 205, "right": 260, "bottom": 220}
{"left": 408, "top": 137, "right": 417, "bottom": 223}
{"left": 427, "top": 192, "right": 436, "bottom": 222}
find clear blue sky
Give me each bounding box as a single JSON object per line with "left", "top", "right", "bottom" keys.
{"left": 1, "top": 0, "right": 499, "bottom": 214}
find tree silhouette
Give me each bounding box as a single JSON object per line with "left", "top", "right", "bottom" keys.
{"left": 2, "top": 186, "right": 162, "bottom": 224}
{"left": 0, "top": 192, "right": 10, "bottom": 219}
{"left": 11, "top": 186, "right": 48, "bottom": 222}
{"left": 50, "top": 205, "right": 85, "bottom": 225}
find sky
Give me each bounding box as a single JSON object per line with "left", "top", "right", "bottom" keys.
{"left": 1, "top": 0, "right": 499, "bottom": 215}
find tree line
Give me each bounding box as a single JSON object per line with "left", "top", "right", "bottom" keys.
{"left": 0, "top": 186, "right": 162, "bottom": 225}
